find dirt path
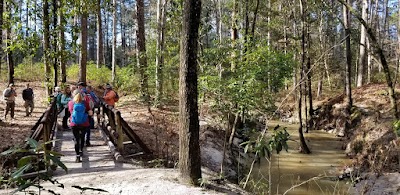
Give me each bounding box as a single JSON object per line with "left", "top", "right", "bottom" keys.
{"left": 0, "top": 82, "right": 49, "bottom": 152}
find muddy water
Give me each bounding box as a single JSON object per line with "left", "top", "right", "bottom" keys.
{"left": 252, "top": 121, "right": 353, "bottom": 195}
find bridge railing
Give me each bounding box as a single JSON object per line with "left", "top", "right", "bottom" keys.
{"left": 28, "top": 98, "right": 58, "bottom": 150}
{"left": 98, "top": 102, "right": 151, "bottom": 156}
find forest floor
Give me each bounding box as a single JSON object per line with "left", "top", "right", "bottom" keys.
{"left": 277, "top": 83, "right": 400, "bottom": 194}
{"left": 0, "top": 81, "right": 246, "bottom": 194}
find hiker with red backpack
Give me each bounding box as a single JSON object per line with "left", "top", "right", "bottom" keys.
{"left": 68, "top": 89, "right": 92, "bottom": 162}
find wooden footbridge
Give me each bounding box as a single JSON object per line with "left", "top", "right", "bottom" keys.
{"left": 28, "top": 97, "right": 152, "bottom": 161}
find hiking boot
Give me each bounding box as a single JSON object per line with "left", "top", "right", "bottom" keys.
{"left": 86, "top": 141, "right": 91, "bottom": 147}
{"left": 75, "top": 156, "right": 81, "bottom": 163}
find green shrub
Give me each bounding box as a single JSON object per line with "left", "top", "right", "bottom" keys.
{"left": 67, "top": 62, "right": 111, "bottom": 88}
{"left": 116, "top": 66, "right": 140, "bottom": 94}
{"left": 14, "top": 57, "right": 48, "bottom": 82}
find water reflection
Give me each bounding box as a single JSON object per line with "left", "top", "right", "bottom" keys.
{"left": 252, "top": 121, "right": 353, "bottom": 195}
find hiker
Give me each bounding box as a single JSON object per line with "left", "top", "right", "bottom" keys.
{"left": 3, "top": 83, "right": 17, "bottom": 120}
{"left": 54, "top": 87, "right": 63, "bottom": 111}
{"left": 68, "top": 90, "right": 91, "bottom": 163}
{"left": 22, "top": 83, "right": 34, "bottom": 117}
{"left": 86, "top": 85, "right": 100, "bottom": 109}
{"left": 86, "top": 85, "right": 99, "bottom": 130}
{"left": 103, "top": 83, "right": 118, "bottom": 107}
{"left": 77, "top": 82, "right": 95, "bottom": 146}
{"left": 60, "top": 86, "right": 72, "bottom": 129}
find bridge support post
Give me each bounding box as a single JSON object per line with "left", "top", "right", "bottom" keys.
{"left": 116, "top": 111, "right": 124, "bottom": 153}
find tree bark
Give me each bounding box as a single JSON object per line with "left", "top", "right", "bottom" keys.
{"left": 112, "top": 0, "right": 117, "bottom": 82}
{"left": 230, "top": 0, "right": 238, "bottom": 71}
{"left": 43, "top": 0, "right": 50, "bottom": 96}
{"left": 298, "top": 0, "right": 311, "bottom": 154}
{"left": 250, "top": 0, "right": 259, "bottom": 42}
{"left": 136, "top": 0, "right": 149, "bottom": 103}
{"left": 179, "top": 0, "right": 202, "bottom": 185}
{"left": 0, "top": 0, "right": 3, "bottom": 76}
{"left": 343, "top": 0, "right": 353, "bottom": 113}
{"left": 155, "top": 0, "right": 167, "bottom": 106}
{"left": 58, "top": 0, "right": 66, "bottom": 83}
{"left": 53, "top": 0, "right": 58, "bottom": 87}
{"left": 80, "top": 3, "right": 88, "bottom": 84}
{"left": 97, "top": 0, "right": 104, "bottom": 68}
{"left": 357, "top": 0, "right": 368, "bottom": 87}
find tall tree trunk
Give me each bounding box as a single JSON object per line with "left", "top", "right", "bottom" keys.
{"left": 179, "top": 0, "right": 202, "bottom": 185}
{"left": 58, "top": 0, "right": 66, "bottom": 83}
{"left": 53, "top": 0, "right": 58, "bottom": 87}
{"left": 250, "top": 0, "right": 259, "bottom": 42}
{"left": 398, "top": 0, "right": 400, "bottom": 84}
{"left": 298, "top": 0, "right": 311, "bottom": 154}
{"left": 105, "top": 9, "right": 110, "bottom": 67}
{"left": 0, "top": 0, "right": 3, "bottom": 76}
{"left": 266, "top": 0, "right": 271, "bottom": 47}
{"left": 338, "top": 0, "right": 399, "bottom": 119}
{"left": 306, "top": 3, "right": 313, "bottom": 121}
{"left": 112, "top": 0, "right": 117, "bottom": 83}
{"left": 218, "top": 0, "right": 222, "bottom": 43}
{"left": 43, "top": 0, "right": 50, "bottom": 96}
{"left": 155, "top": 0, "right": 167, "bottom": 106}
{"left": 230, "top": 0, "right": 238, "bottom": 71}
{"left": 136, "top": 0, "right": 149, "bottom": 103}
{"left": 357, "top": 0, "right": 368, "bottom": 87}
{"left": 344, "top": 0, "right": 353, "bottom": 113}
{"left": 80, "top": 3, "right": 88, "bottom": 83}
{"left": 243, "top": 0, "right": 249, "bottom": 54}
{"left": 25, "top": 0, "right": 29, "bottom": 37}
{"left": 97, "top": 0, "right": 104, "bottom": 68}
{"left": 120, "top": 0, "right": 126, "bottom": 66}
{"left": 34, "top": 0, "right": 37, "bottom": 32}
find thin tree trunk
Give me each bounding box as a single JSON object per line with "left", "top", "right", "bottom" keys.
{"left": 218, "top": 0, "right": 222, "bottom": 43}
{"left": 250, "top": 0, "right": 259, "bottom": 41}
{"left": 343, "top": 0, "right": 353, "bottom": 113}
{"left": 367, "top": 38, "right": 371, "bottom": 84}
{"left": 97, "top": 0, "right": 104, "bottom": 68}
{"left": 112, "top": 0, "right": 117, "bottom": 82}
{"left": 80, "top": 3, "right": 88, "bottom": 83}
{"left": 58, "top": 0, "right": 66, "bottom": 84}
{"left": 53, "top": 0, "right": 58, "bottom": 87}
{"left": 136, "top": 0, "right": 149, "bottom": 103}
{"left": 267, "top": 0, "right": 271, "bottom": 47}
{"left": 357, "top": 0, "right": 368, "bottom": 87}
{"left": 397, "top": 0, "right": 400, "bottom": 84}
{"left": 298, "top": 0, "right": 311, "bottom": 154}
{"left": 179, "top": 0, "right": 202, "bottom": 185}
{"left": 243, "top": 0, "right": 249, "bottom": 54}
{"left": 43, "top": 0, "right": 50, "bottom": 95}
{"left": 120, "top": 0, "right": 126, "bottom": 66}
{"left": 230, "top": 0, "right": 238, "bottom": 71}
{"left": 306, "top": 3, "right": 313, "bottom": 120}
{"left": 155, "top": 0, "right": 167, "bottom": 106}
{"left": 26, "top": 0, "right": 29, "bottom": 36}
{"left": 0, "top": 0, "right": 3, "bottom": 76}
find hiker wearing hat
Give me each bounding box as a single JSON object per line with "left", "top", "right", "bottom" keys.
{"left": 103, "top": 83, "right": 119, "bottom": 107}
{"left": 22, "top": 83, "right": 34, "bottom": 117}
{"left": 2, "top": 83, "right": 17, "bottom": 120}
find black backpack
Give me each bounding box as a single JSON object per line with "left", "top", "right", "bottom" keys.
{"left": 22, "top": 88, "right": 33, "bottom": 101}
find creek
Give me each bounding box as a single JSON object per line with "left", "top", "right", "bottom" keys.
{"left": 251, "top": 120, "right": 353, "bottom": 195}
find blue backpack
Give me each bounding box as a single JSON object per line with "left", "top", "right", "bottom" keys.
{"left": 71, "top": 102, "right": 88, "bottom": 125}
